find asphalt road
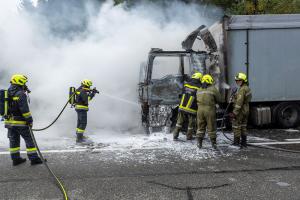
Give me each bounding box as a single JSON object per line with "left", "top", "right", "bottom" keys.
{"left": 0, "top": 130, "right": 300, "bottom": 200}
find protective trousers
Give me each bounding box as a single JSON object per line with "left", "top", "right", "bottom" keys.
{"left": 173, "top": 111, "right": 196, "bottom": 139}
{"left": 232, "top": 113, "right": 248, "bottom": 139}
{"left": 196, "top": 105, "right": 217, "bottom": 141}
{"left": 7, "top": 127, "right": 39, "bottom": 160}
{"left": 76, "top": 110, "right": 87, "bottom": 138}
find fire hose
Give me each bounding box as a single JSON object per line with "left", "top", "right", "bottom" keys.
{"left": 29, "top": 88, "right": 99, "bottom": 199}
{"left": 23, "top": 87, "right": 300, "bottom": 200}
{"left": 29, "top": 127, "right": 69, "bottom": 200}
{"left": 28, "top": 93, "right": 76, "bottom": 200}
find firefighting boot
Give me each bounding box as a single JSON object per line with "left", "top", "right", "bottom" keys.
{"left": 173, "top": 127, "right": 180, "bottom": 140}
{"left": 240, "top": 134, "right": 247, "bottom": 148}
{"left": 211, "top": 138, "right": 218, "bottom": 150}
{"left": 77, "top": 134, "right": 93, "bottom": 145}
{"left": 30, "top": 157, "right": 43, "bottom": 165}
{"left": 186, "top": 129, "right": 195, "bottom": 140}
{"left": 12, "top": 157, "right": 26, "bottom": 166}
{"left": 76, "top": 133, "right": 84, "bottom": 143}
{"left": 197, "top": 137, "right": 203, "bottom": 149}
{"left": 232, "top": 137, "right": 240, "bottom": 146}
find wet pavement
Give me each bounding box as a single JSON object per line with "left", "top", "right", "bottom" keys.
{"left": 248, "top": 128, "right": 300, "bottom": 151}
{"left": 0, "top": 129, "right": 299, "bottom": 200}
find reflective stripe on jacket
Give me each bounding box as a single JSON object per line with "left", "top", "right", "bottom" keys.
{"left": 5, "top": 118, "right": 27, "bottom": 127}
{"left": 6, "top": 84, "right": 33, "bottom": 127}
{"left": 75, "top": 86, "right": 95, "bottom": 111}
{"left": 179, "top": 80, "right": 202, "bottom": 115}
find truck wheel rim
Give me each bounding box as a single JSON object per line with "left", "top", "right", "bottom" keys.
{"left": 281, "top": 106, "right": 298, "bottom": 124}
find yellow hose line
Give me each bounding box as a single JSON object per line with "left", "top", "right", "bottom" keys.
{"left": 29, "top": 127, "right": 69, "bottom": 200}
{"left": 52, "top": 170, "right": 69, "bottom": 200}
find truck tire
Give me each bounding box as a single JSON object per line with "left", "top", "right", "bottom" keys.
{"left": 274, "top": 102, "right": 300, "bottom": 128}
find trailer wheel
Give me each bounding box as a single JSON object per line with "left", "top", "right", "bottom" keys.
{"left": 274, "top": 103, "right": 300, "bottom": 128}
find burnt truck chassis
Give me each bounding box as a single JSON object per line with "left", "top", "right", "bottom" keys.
{"left": 138, "top": 25, "right": 225, "bottom": 133}
{"left": 139, "top": 16, "right": 300, "bottom": 132}
{"left": 138, "top": 49, "right": 224, "bottom": 133}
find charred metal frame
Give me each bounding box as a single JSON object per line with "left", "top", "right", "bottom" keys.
{"left": 139, "top": 49, "right": 208, "bottom": 128}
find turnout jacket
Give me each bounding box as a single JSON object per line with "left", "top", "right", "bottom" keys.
{"left": 5, "top": 84, "right": 33, "bottom": 127}
{"left": 196, "top": 85, "right": 222, "bottom": 107}
{"left": 179, "top": 79, "right": 202, "bottom": 115}
{"left": 232, "top": 84, "right": 252, "bottom": 116}
{"left": 75, "top": 86, "right": 95, "bottom": 111}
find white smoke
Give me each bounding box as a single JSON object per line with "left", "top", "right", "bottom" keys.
{"left": 0, "top": 0, "right": 222, "bottom": 147}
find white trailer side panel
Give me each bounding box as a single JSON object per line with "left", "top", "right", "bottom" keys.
{"left": 226, "top": 14, "right": 300, "bottom": 102}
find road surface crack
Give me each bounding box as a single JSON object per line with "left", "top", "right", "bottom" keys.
{"left": 147, "top": 181, "right": 231, "bottom": 200}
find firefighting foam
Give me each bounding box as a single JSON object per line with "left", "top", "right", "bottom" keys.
{"left": 0, "top": 0, "right": 221, "bottom": 147}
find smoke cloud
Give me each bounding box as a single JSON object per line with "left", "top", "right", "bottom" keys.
{"left": 0, "top": 0, "right": 222, "bottom": 148}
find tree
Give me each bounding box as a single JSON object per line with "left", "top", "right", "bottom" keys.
{"left": 115, "top": 0, "right": 300, "bottom": 14}
{"left": 228, "top": 0, "right": 300, "bottom": 15}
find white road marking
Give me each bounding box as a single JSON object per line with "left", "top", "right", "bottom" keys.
{"left": 285, "top": 138, "right": 300, "bottom": 141}
{"left": 0, "top": 149, "right": 88, "bottom": 155}
{"left": 249, "top": 141, "right": 300, "bottom": 145}
{"left": 0, "top": 140, "right": 298, "bottom": 155}
{"left": 0, "top": 145, "right": 182, "bottom": 155}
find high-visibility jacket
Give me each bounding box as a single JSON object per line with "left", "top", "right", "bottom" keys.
{"left": 75, "top": 86, "right": 95, "bottom": 111}
{"left": 5, "top": 85, "right": 32, "bottom": 128}
{"left": 233, "top": 84, "right": 252, "bottom": 116}
{"left": 179, "top": 79, "right": 202, "bottom": 115}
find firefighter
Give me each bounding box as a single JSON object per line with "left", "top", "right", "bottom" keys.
{"left": 75, "top": 79, "right": 98, "bottom": 143}
{"left": 196, "top": 74, "right": 222, "bottom": 149}
{"left": 173, "top": 72, "right": 202, "bottom": 140}
{"left": 229, "top": 72, "right": 252, "bottom": 148}
{"left": 5, "top": 74, "right": 43, "bottom": 166}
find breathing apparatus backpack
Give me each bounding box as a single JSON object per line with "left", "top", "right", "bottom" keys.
{"left": 0, "top": 89, "right": 9, "bottom": 119}
{"left": 69, "top": 87, "right": 77, "bottom": 107}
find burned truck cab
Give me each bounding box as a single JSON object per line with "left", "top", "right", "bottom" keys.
{"left": 138, "top": 25, "right": 220, "bottom": 133}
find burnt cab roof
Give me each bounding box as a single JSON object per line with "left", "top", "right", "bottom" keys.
{"left": 149, "top": 48, "right": 206, "bottom": 57}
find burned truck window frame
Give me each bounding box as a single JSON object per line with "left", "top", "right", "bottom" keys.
{"left": 139, "top": 49, "right": 208, "bottom": 130}
{"left": 151, "top": 56, "right": 182, "bottom": 80}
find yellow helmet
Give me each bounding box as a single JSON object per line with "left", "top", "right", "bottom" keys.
{"left": 10, "top": 74, "right": 28, "bottom": 86}
{"left": 201, "top": 74, "right": 214, "bottom": 85}
{"left": 81, "top": 79, "right": 93, "bottom": 87}
{"left": 191, "top": 72, "right": 203, "bottom": 81}
{"left": 235, "top": 72, "right": 247, "bottom": 82}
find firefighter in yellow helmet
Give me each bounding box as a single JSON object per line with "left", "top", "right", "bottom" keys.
{"left": 5, "top": 74, "right": 43, "bottom": 166}
{"left": 229, "top": 72, "right": 252, "bottom": 148}
{"left": 196, "top": 74, "right": 222, "bottom": 149}
{"left": 75, "top": 79, "right": 99, "bottom": 143}
{"left": 173, "top": 72, "right": 202, "bottom": 140}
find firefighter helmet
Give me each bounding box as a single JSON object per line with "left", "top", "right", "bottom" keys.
{"left": 235, "top": 72, "right": 247, "bottom": 82}
{"left": 10, "top": 74, "right": 28, "bottom": 86}
{"left": 81, "top": 79, "right": 93, "bottom": 87}
{"left": 191, "top": 72, "right": 203, "bottom": 81}
{"left": 201, "top": 74, "right": 214, "bottom": 85}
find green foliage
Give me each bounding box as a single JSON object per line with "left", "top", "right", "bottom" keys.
{"left": 113, "top": 0, "right": 300, "bottom": 14}
{"left": 225, "top": 0, "right": 300, "bottom": 15}
{"left": 113, "top": 0, "right": 124, "bottom": 5}
{"left": 195, "top": 0, "right": 300, "bottom": 14}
